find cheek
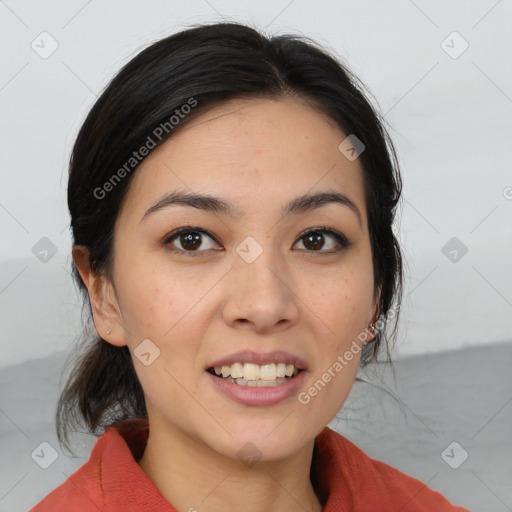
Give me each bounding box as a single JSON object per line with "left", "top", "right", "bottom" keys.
{"left": 299, "top": 347, "right": 361, "bottom": 429}
{"left": 135, "top": 286, "right": 198, "bottom": 342}
{"left": 124, "top": 281, "right": 208, "bottom": 376}
{"left": 305, "top": 242, "right": 374, "bottom": 320}
{"left": 315, "top": 277, "right": 373, "bottom": 335}
{"left": 119, "top": 282, "right": 169, "bottom": 337}
{"left": 125, "top": 282, "right": 204, "bottom": 395}
{"left": 114, "top": 255, "right": 201, "bottom": 338}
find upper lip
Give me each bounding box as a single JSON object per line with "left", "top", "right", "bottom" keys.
{"left": 207, "top": 350, "right": 308, "bottom": 371}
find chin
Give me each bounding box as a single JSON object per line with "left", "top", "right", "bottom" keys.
{"left": 203, "top": 418, "right": 315, "bottom": 463}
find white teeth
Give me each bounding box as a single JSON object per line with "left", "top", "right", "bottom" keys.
{"left": 211, "top": 361, "right": 301, "bottom": 382}
{"left": 260, "top": 363, "right": 276, "bottom": 380}
{"left": 230, "top": 362, "right": 243, "bottom": 378}
{"left": 243, "top": 363, "right": 260, "bottom": 381}
{"left": 257, "top": 379, "right": 279, "bottom": 387}
{"left": 221, "top": 376, "right": 284, "bottom": 387}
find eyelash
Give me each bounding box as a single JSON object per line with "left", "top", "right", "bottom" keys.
{"left": 295, "top": 227, "right": 352, "bottom": 255}
{"left": 162, "top": 226, "right": 352, "bottom": 257}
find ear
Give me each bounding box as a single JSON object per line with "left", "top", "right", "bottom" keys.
{"left": 72, "top": 245, "right": 127, "bottom": 347}
{"left": 364, "top": 294, "right": 381, "bottom": 344}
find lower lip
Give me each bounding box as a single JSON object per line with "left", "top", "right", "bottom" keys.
{"left": 206, "top": 370, "right": 307, "bottom": 406}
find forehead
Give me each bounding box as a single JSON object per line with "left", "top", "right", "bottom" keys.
{"left": 119, "top": 97, "right": 367, "bottom": 222}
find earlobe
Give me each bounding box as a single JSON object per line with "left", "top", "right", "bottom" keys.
{"left": 72, "top": 245, "right": 127, "bottom": 347}
{"left": 364, "top": 303, "right": 381, "bottom": 344}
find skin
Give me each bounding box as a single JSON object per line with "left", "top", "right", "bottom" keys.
{"left": 74, "top": 96, "right": 379, "bottom": 512}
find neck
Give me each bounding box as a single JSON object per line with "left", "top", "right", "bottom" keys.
{"left": 138, "top": 422, "right": 323, "bottom": 512}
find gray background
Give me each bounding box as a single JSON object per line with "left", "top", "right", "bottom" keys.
{"left": 1, "top": 1, "right": 511, "bottom": 511}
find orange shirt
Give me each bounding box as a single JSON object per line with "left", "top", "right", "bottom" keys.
{"left": 31, "top": 419, "right": 470, "bottom": 511}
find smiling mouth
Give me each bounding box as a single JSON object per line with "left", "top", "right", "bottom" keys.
{"left": 207, "top": 362, "right": 303, "bottom": 387}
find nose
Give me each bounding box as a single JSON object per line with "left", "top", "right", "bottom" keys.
{"left": 221, "top": 246, "right": 300, "bottom": 334}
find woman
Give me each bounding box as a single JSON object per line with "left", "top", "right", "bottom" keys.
{"left": 31, "top": 21, "right": 470, "bottom": 512}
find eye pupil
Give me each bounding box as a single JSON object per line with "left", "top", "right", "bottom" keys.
{"left": 303, "top": 233, "right": 324, "bottom": 250}
{"left": 181, "top": 232, "right": 201, "bottom": 250}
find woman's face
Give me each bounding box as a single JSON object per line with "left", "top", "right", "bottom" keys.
{"left": 103, "top": 97, "right": 377, "bottom": 461}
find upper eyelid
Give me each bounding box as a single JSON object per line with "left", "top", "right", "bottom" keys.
{"left": 288, "top": 224, "right": 350, "bottom": 240}
{"left": 164, "top": 226, "right": 349, "bottom": 251}
{"left": 295, "top": 228, "right": 351, "bottom": 250}
{"left": 165, "top": 226, "right": 218, "bottom": 240}
{"left": 296, "top": 226, "right": 343, "bottom": 238}
{"left": 163, "top": 228, "right": 221, "bottom": 257}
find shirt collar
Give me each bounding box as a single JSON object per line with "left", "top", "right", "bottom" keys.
{"left": 95, "top": 418, "right": 345, "bottom": 511}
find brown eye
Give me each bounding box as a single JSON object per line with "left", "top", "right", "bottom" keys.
{"left": 165, "top": 228, "right": 219, "bottom": 253}
{"left": 294, "top": 228, "right": 351, "bottom": 253}
{"left": 303, "top": 232, "right": 325, "bottom": 250}
{"left": 180, "top": 232, "right": 202, "bottom": 250}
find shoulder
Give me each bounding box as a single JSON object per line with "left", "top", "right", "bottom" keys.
{"left": 30, "top": 419, "right": 164, "bottom": 512}
{"left": 29, "top": 433, "right": 109, "bottom": 512}
{"left": 30, "top": 475, "right": 104, "bottom": 512}
{"left": 314, "top": 427, "right": 471, "bottom": 511}
{"left": 30, "top": 429, "right": 129, "bottom": 512}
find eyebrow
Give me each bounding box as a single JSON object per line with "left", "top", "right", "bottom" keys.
{"left": 285, "top": 191, "right": 362, "bottom": 227}
{"left": 140, "top": 190, "right": 362, "bottom": 227}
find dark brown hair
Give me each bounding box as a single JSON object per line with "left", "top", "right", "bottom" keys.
{"left": 57, "top": 21, "right": 403, "bottom": 449}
